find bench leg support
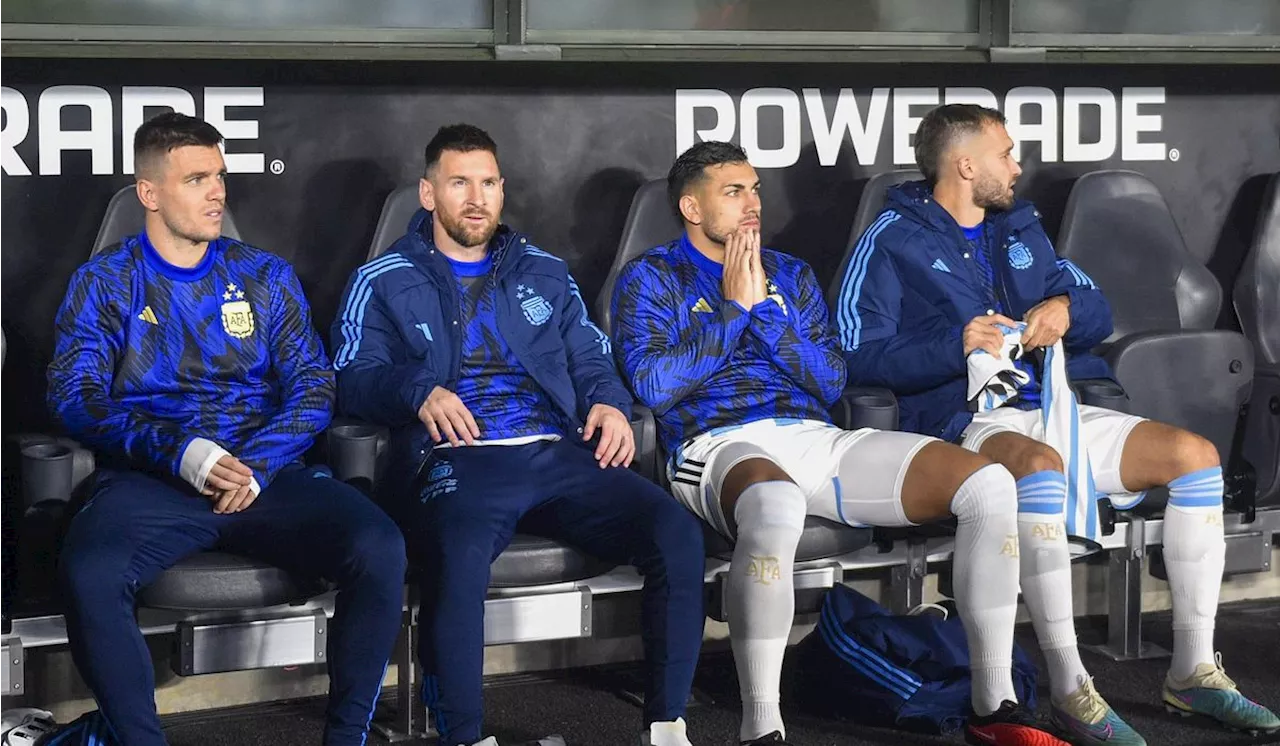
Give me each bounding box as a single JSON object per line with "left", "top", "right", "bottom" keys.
{"left": 1084, "top": 516, "right": 1170, "bottom": 662}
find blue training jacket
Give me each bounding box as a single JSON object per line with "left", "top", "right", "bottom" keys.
{"left": 835, "top": 180, "right": 1114, "bottom": 442}
{"left": 48, "top": 234, "right": 334, "bottom": 488}
{"left": 330, "top": 209, "right": 630, "bottom": 486}
{"left": 611, "top": 235, "right": 845, "bottom": 457}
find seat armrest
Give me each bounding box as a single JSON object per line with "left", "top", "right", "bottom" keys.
{"left": 630, "top": 404, "right": 659, "bottom": 482}
{"left": 830, "top": 386, "right": 899, "bottom": 431}
{"left": 1071, "top": 378, "right": 1130, "bottom": 413}
{"left": 326, "top": 418, "right": 389, "bottom": 493}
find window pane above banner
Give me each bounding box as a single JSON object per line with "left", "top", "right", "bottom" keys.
{"left": 1, "top": 0, "right": 492, "bottom": 28}
{"left": 527, "top": 0, "right": 980, "bottom": 33}
{"left": 1013, "top": 0, "right": 1280, "bottom": 34}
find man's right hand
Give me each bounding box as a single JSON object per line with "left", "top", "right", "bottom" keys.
{"left": 722, "top": 229, "right": 761, "bottom": 310}
{"left": 963, "top": 313, "right": 1018, "bottom": 357}
{"left": 418, "top": 386, "right": 481, "bottom": 446}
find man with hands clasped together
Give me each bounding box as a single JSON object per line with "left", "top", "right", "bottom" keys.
{"left": 48, "top": 112, "right": 406, "bottom": 746}
{"left": 837, "top": 103, "right": 1280, "bottom": 743}
{"left": 613, "top": 141, "right": 1064, "bottom": 746}
{"left": 331, "top": 124, "right": 706, "bottom": 746}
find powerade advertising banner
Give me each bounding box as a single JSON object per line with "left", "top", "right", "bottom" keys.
{"left": 3, "top": 59, "right": 1279, "bottom": 435}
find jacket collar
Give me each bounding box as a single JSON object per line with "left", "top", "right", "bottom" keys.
{"left": 402, "top": 208, "right": 524, "bottom": 282}
{"left": 886, "top": 180, "right": 1040, "bottom": 235}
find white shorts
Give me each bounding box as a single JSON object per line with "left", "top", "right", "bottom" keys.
{"left": 667, "top": 418, "right": 937, "bottom": 537}
{"left": 959, "top": 405, "right": 1147, "bottom": 499}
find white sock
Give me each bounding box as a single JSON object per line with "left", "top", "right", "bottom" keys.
{"left": 1015, "top": 471, "right": 1089, "bottom": 701}
{"left": 950, "top": 464, "right": 1021, "bottom": 716}
{"left": 727, "top": 480, "right": 806, "bottom": 742}
{"left": 1164, "top": 466, "right": 1226, "bottom": 681}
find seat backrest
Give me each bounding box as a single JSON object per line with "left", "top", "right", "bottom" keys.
{"left": 826, "top": 169, "right": 923, "bottom": 308}
{"left": 1057, "top": 170, "right": 1220, "bottom": 339}
{"left": 92, "top": 185, "right": 242, "bottom": 257}
{"left": 595, "top": 179, "right": 682, "bottom": 334}
{"left": 368, "top": 185, "right": 424, "bottom": 260}
{"left": 1234, "top": 173, "right": 1280, "bottom": 364}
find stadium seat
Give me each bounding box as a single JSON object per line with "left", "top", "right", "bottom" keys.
{"left": 599, "top": 178, "right": 874, "bottom": 563}
{"left": 366, "top": 184, "right": 423, "bottom": 261}
{"left": 1057, "top": 171, "right": 1255, "bottom": 493}
{"left": 1234, "top": 173, "right": 1280, "bottom": 507}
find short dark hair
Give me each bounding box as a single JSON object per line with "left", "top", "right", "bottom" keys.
{"left": 133, "top": 111, "right": 223, "bottom": 178}
{"left": 423, "top": 124, "right": 498, "bottom": 177}
{"left": 666, "top": 140, "right": 750, "bottom": 218}
{"left": 914, "top": 104, "right": 1006, "bottom": 185}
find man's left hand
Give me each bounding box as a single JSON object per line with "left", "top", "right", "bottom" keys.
{"left": 583, "top": 404, "right": 635, "bottom": 469}
{"left": 1022, "top": 295, "right": 1071, "bottom": 348}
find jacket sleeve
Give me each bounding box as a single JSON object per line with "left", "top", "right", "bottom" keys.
{"left": 611, "top": 257, "right": 751, "bottom": 415}
{"left": 1045, "top": 256, "right": 1114, "bottom": 351}
{"left": 559, "top": 268, "right": 633, "bottom": 420}
{"left": 236, "top": 261, "right": 334, "bottom": 486}
{"left": 747, "top": 261, "right": 846, "bottom": 406}
{"left": 47, "top": 268, "right": 193, "bottom": 475}
{"left": 331, "top": 262, "right": 439, "bottom": 427}
{"left": 835, "top": 231, "right": 967, "bottom": 394}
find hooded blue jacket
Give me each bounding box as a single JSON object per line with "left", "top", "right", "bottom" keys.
{"left": 331, "top": 209, "right": 630, "bottom": 485}
{"left": 835, "top": 181, "right": 1114, "bottom": 442}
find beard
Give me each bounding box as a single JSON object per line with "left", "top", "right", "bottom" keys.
{"left": 973, "top": 172, "right": 1015, "bottom": 211}
{"left": 702, "top": 215, "right": 760, "bottom": 246}
{"left": 438, "top": 207, "right": 498, "bottom": 249}
{"left": 164, "top": 211, "right": 221, "bottom": 244}
{"left": 703, "top": 222, "right": 732, "bottom": 246}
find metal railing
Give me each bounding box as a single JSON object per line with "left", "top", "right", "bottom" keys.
{"left": 2, "top": 0, "right": 1278, "bottom": 62}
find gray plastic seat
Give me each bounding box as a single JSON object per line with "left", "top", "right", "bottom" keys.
{"left": 827, "top": 169, "right": 923, "bottom": 308}
{"left": 1234, "top": 174, "right": 1280, "bottom": 507}
{"left": 489, "top": 535, "right": 617, "bottom": 588}
{"left": 364, "top": 185, "right": 619, "bottom": 584}
{"left": 368, "top": 185, "right": 424, "bottom": 261}
{"left": 80, "top": 187, "right": 319, "bottom": 613}
{"left": 137, "top": 552, "right": 327, "bottom": 611}
{"left": 602, "top": 179, "right": 874, "bottom": 560}
{"left": 596, "top": 180, "right": 682, "bottom": 335}
{"left": 92, "top": 184, "right": 242, "bottom": 257}
{"left": 1058, "top": 171, "right": 1254, "bottom": 474}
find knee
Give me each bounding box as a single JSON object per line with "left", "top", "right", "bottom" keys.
{"left": 636, "top": 500, "right": 707, "bottom": 586}
{"left": 734, "top": 479, "right": 807, "bottom": 541}
{"left": 649, "top": 500, "right": 706, "bottom": 561}
{"left": 59, "top": 546, "right": 128, "bottom": 607}
{"left": 344, "top": 513, "right": 408, "bottom": 581}
{"left": 1013, "top": 442, "right": 1064, "bottom": 478}
{"left": 953, "top": 463, "right": 1019, "bottom": 521}
{"left": 1172, "top": 430, "right": 1220, "bottom": 475}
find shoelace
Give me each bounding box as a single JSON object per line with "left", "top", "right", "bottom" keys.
{"left": 1061, "top": 676, "right": 1108, "bottom": 724}
{"left": 1183, "top": 652, "right": 1238, "bottom": 692}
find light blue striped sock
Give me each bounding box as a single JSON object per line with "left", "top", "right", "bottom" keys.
{"left": 1015, "top": 471, "right": 1087, "bottom": 701}
{"left": 1165, "top": 466, "right": 1225, "bottom": 679}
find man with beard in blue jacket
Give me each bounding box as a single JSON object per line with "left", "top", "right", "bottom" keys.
{"left": 836, "top": 103, "right": 1280, "bottom": 744}
{"left": 331, "top": 124, "right": 706, "bottom": 746}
